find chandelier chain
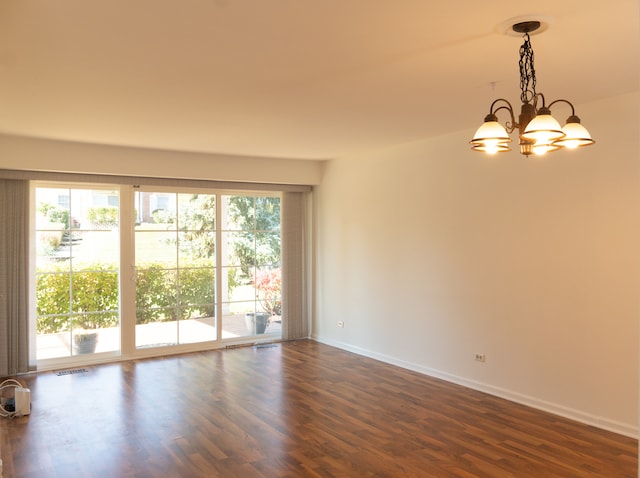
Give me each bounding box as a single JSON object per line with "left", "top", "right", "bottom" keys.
{"left": 519, "top": 33, "right": 536, "bottom": 104}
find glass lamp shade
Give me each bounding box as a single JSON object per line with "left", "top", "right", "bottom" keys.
{"left": 471, "top": 141, "right": 511, "bottom": 154}
{"left": 521, "top": 113, "right": 565, "bottom": 143}
{"left": 553, "top": 120, "right": 595, "bottom": 149}
{"left": 470, "top": 120, "right": 511, "bottom": 154}
{"left": 532, "top": 142, "right": 561, "bottom": 156}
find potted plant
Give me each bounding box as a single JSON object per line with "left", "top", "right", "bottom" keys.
{"left": 245, "top": 311, "right": 271, "bottom": 335}
{"left": 69, "top": 268, "right": 119, "bottom": 354}
{"left": 245, "top": 269, "right": 281, "bottom": 335}
{"left": 72, "top": 315, "right": 99, "bottom": 354}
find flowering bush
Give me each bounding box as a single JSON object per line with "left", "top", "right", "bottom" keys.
{"left": 253, "top": 268, "right": 281, "bottom": 316}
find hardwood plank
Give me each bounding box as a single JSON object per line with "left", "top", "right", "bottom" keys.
{"left": 0, "top": 340, "right": 636, "bottom": 477}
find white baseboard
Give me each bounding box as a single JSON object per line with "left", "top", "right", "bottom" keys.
{"left": 312, "top": 334, "right": 638, "bottom": 439}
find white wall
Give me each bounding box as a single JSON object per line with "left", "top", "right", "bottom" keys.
{"left": 0, "top": 134, "right": 324, "bottom": 186}
{"left": 313, "top": 92, "right": 640, "bottom": 437}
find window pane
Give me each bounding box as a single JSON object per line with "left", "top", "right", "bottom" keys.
{"left": 221, "top": 194, "right": 281, "bottom": 339}
{"left": 226, "top": 196, "right": 255, "bottom": 230}
{"left": 135, "top": 308, "right": 178, "bottom": 348}
{"left": 36, "top": 269, "right": 72, "bottom": 359}
{"left": 71, "top": 270, "right": 119, "bottom": 314}
{"left": 178, "top": 232, "right": 215, "bottom": 264}
{"left": 136, "top": 268, "right": 177, "bottom": 310}
{"left": 135, "top": 230, "right": 177, "bottom": 267}
{"left": 178, "top": 193, "right": 215, "bottom": 231}
{"left": 72, "top": 230, "right": 120, "bottom": 266}
{"left": 178, "top": 267, "right": 215, "bottom": 312}
{"left": 256, "top": 231, "right": 281, "bottom": 267}
{"left": 37, "top": 188, "right": 71, "bottom": 229}
{"left": 35, "top": 186, "right": 120, "bottom": 360}
{"left": 254, "top": 268, "right": 282, "bottom": 317}
{"left": 71, "top": 312, "right": 119, "bottom": 355}
{"left": 135, "top": 191, "right": 216, "bottom": 348}
{"left": 135, "top": 191, "right": 177, "bottom": 227}
{"left": 224, "top": 231, "right": 256, "bottom": 272}
{"left": 255, "top": 196, "right": 280, "bottom": 231}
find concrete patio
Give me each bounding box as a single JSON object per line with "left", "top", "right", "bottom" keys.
{"left": 36, "top": 313, "right": 282, "bottom": 359}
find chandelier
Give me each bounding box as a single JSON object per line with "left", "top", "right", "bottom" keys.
{"left": 470, "top": 21, "right": 595, "bottom": 156}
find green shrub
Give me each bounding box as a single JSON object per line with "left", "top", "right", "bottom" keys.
{"left": 72, "top": 269, "right": 119, "bottom": 329}
{"left": 152, "top": 209, "right": 175, "bottom": 224}
{"left": 135, "top": 261, "right": 215, "bottom": 323}
{"left": 87, "top": 207, "right": 118, "bottom": 228}
{"left": 36, "top": 263, "right": 119, "bottom": 332}
{"left": 36, "top": 267, "right": 72, "bottom": 334}
{"left": 39, "top": 203, "right": 70, "bottom": 228}
{"left": 135, "top": 265, "right": 176, "bottom": 323}
{"left": 178, "top": 266, "right": 215, "bottom": 317}
{"left": 36, "top": 261, "right": 217, "bottom": 333}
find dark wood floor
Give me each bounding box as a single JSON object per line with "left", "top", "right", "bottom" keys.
{"left": 1, "top": 340, "right": 637, "bottom": 477}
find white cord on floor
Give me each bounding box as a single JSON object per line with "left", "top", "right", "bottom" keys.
{"left": 0, "top": 378, "right": 24, "bottom": 419}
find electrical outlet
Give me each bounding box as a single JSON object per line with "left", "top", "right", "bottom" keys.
{"left": 337, "top": 321, "right": 344, "bottom": 327}
{"left": 474, "top": 353, "right": 486, "bottom": 363}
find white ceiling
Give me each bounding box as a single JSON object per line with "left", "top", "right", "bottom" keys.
{"left": 0, "top": 0, "right": 637, "bottom": 160}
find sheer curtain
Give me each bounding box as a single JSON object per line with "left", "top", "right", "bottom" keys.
{"left": 0, "top": 179, "right": 31, "bottom": 376}
{"left": 281, "top": 191, "right": 310, "bottom": 340}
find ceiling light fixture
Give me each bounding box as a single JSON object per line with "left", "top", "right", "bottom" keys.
{"left": 470, "top": 21, "right": 595, "bottom": 157}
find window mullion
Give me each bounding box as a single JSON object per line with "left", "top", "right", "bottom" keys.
{"left": 120, "top": 185, "right": 136, "bottom": 355}
{"left": 216, "top": 193, "right": 222, "bottom": 341}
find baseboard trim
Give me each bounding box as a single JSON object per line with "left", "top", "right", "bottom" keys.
{"left": 312, "top": 335, "right": 638, "bottom": 439}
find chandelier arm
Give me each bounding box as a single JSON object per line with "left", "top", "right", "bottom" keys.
{"left": 491, "top": 105, "right": 518, "bottom": 133}
{"left": 532, "top": 92, "right": 546, "bottom": 109}
{"left": 547, "top": 99, "right": 576, "bottom": 116}
{"left": 489, "top": 98, "right": 513, "bottom": 114}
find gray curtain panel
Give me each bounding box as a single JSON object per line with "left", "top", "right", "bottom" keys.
{"left": 281, "top": 191, "right": 310, "bottom": 340}
{"left": 0, "top": 179, "right": 31, "bottom": 376}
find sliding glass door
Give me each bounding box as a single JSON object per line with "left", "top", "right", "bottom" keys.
{"left": 220, "top": 195, "right": 282, "bottom": 339}
{"left": 34, "top": 183, "right": 282, "bottom": 365}
{"left": 134, "top": 191, "right": 217, "bottom": 348}
{"left": 133, "top": 191, "right": 282, "bottom": 348}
